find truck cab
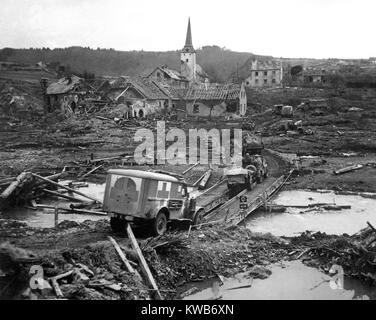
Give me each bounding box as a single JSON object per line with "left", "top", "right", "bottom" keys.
{"left": 103, "top": 169, "right": 203, "bottom": 235}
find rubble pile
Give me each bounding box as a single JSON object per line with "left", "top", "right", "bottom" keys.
{"left": 291, "top": 224, "right": 376, "bottom": 284}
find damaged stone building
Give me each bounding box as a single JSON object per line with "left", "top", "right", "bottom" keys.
{"left": 106, "top": 76, "right": 169, "bottom": 118}
{"left": 45, "top": 75, "right": 96, "bottom": 114}
{"left": 185, "top": 82, "right": 247, "bottom": 118}
{"left": 244, "top": 59, "right": 283, "bottom": 88}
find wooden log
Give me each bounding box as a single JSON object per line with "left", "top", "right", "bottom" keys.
{"left": 49, "top": 270, "right": 73, "bottom": 281}
{"left": 43, "top": 189, "right": 86, "bottom": 202}
{"left": 70, "top": 200, "right": 96, "bottom": 209}
{"left": 54, "top": 206, "right": 59, "bottom": 227}
{"left": 89, "top": 155, "right": 126, "bottom": 164}
{"left": 81, "top": 164, "right": 103, "bottom": 178}
{"left": 32, "top": 203, "right": 106, "bottom": 215}
{"left": 333, "top": 164, "right": 363, "bottom": 175}
{"left": 108, "top": 236, "right": 135, "bottom": 274}
{"left": 66, "top": 208, "right": 106, "bottom": 216}
{"left": 367, "top": 221, "right": 376, "bottom": 233}
{"left": 50, "top": 279, "right": 63, "bottom": 298}
{"left": 0, "top": 172, "right": 30, "bottom": 201}
{"left": 192, "top": 172, "right": 206, "bottom": 187}
{"left": 182, "top": 162, "right": 199, "bottom": 175}
{"left": 126, "top": 224, "right": 163, "bottom": 300}
{"left": 31, "top": 173, "right": 101, "bottom": 203}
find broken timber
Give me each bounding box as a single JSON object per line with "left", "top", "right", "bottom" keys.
{"left": 126, "top": 224, "right": 163, "bottom": 300}
{"left": 333, "top": 164, "right": 363, "bottom": 175}
{"left": 108, "top": 236, "right": 136, "bottom": 274}
{"left": 31, "top": 173, "right": 101, "bottom": 203}
{"left": 0, "top": 172, "right": 30, "bottom": 202}
{"left": 198, "top": 169, "right": 212, "bottom": 190}
{"left": 182, "top": 162, "right": 199, "bottom": 175}
{"left": 43, "top": 189, "right": 86, "bottom": 202}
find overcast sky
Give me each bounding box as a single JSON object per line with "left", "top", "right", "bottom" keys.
{"left": 0, "top": 0, "right": 374, "bottom": 59}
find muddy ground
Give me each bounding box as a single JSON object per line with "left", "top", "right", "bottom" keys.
{"left": 0, "top": 86, "right": 376, "bottom": 299}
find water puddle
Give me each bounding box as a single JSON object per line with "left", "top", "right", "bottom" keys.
{"left": 1, "top": 181, "right": 107, "bottom": 228}
{"left": 183, "top": 261, "right": 376, "bottom": 300}
{"left": 246, "top": 190, "right": 376, "bottom": 236}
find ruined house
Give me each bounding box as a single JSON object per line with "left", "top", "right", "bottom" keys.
{"left": 303, "top": 70, "right": 328, "bottom": 84}
{"left": 244, "top": 59, "right": 283, "bottom": 88}
{"left": 184, "top": 82, "right": 247, "bottom": 118}
{"left": 45, "top": 75, "right": 95, "bottom": 114}
{"left": 107, "top": 76, "right": 169, "bottom": 118}
{"left": 147, "top": 66, "right": 189, "bottom": 89}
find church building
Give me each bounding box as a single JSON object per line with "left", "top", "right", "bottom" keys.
{"left": 148, "top": 18, "right": 208, "bottom": 87}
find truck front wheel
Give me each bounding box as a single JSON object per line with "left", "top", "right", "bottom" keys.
{"left": 193, "top": 210, "right": 204, "bottom": 227}
{"left": 152, "top": 212, "right": 168, "bottom": 236}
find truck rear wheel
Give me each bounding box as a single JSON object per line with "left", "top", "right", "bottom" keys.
{"left": 152, "top": 212, "right": 167, "bottom": 236}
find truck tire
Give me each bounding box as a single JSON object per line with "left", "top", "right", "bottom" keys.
{"left": 110, "top": 217, "right": 126, "bottom": 233}
{"left": 193, "top": 210, "right": 204, "bottom": 227}
{"left": 151, "top": 212, "right": 167, "bottom": 236}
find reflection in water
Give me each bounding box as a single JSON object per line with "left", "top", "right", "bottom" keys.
{"left": 183, "top": 261, "right": 376, "bottom": 300}
{"left": 246, "top": 190, "right": 376, "bottom": 236}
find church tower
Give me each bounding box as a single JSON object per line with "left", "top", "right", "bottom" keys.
{"left": 181, "top": 18, "right": 197, "bottom": 82}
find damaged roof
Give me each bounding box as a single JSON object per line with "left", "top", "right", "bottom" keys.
{"left": 185, "top": 83, "right": 241, "bottom": 101}
{"left": 148, "top": 66, "right": 188, "bottom": 81}
{"left": 153, "top": 82, "right": 188, "bottom": 100}
{"left": 251, "top": 59, "right": 282, "bottom": 70}
{"left": 112, "top": 76, "right": 169, "bottom": 100}
{"left": 46, "top": 75, "right": 84, "bottom": 95}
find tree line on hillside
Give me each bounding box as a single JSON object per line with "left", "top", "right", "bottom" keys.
{"left": 0, "top": 46, "right": 254, "bottom": 83}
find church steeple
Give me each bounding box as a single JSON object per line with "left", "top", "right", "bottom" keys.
{"left": 183, "top": 17, "right": 195, "bottom": 53}
{"left": 181, "top": 17, "right": 197, "bottom": 82}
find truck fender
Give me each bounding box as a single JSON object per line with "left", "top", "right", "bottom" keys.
{"left": 193, "top": 207, "right": 205, "bottom": 225}
{"left": 148, "top": 206, "right": 170, "bottom": 220}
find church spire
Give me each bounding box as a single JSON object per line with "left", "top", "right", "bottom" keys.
{"left": 183, "top": 17, "right": 194, "bottom": 52}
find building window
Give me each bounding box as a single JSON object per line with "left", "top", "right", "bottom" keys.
{"left": 186, "top": 59, "right": 189, "bottom": 63}
{"left": 264, "top": 71, "right": 267, "bottom": 76}
{"left": 193, "top": 104, "right": 200, "bottom": 114}
{"left": 272, "top": 70, "right": 276, "bottom": 76}
{"left": 255, "top": 71, "right": 259, "bottom": 77}
{"left": 272, "top": 78, "right": 276, "bottom": 84}
{"left": 264, "top": 79, "right": 267, "bottom": 84}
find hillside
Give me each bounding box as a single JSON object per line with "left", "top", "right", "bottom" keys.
{"left": 0, "top": 46, "right": 255, "bottom": 83}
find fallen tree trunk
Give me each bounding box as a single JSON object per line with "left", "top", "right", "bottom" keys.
{"left": 0, "top": 172, "right": 30, "bottom": 201}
